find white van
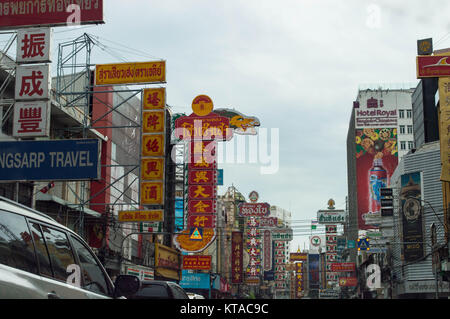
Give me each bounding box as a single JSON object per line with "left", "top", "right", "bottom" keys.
{"left": 0, "top": 196, "right": 140, "bottom": 299}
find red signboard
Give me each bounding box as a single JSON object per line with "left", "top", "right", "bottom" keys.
{"left": 182, "top": 255, "right": 211, "bottom": 270}
{"left": 187, "top": 214, "right": 215, "bottom": 228}
{"left": 260, "top": 217, "right": 278, "bottom": 227}
{"left": 339, "top": 277, "right": 358, "bottom": 287}
{"left": 0, "top": 0, "right": 104, "bottom": 30}
{"left": 188, "top": 185, "right": 216, "bottom": 200}
{"left": 188, "top": 161, "right": 216, "bottom": 171}
{"left": 331, "top": 262, "right": 356, "bottom": 272}
{"left": 417, "top": 55, "right": 450, "bottom": 78}
{"left": 231, "top": 232, "right": 243, "bottom": 283}
{"left": 174, "top": 112, "right": 232, "bottom": 141}
{"left": 238, "top": 202, "right": 270, "bottom": 217}
{"left": 188, "top": 199, "right": 215, "bottom": 214}
{"left": 188, "top": 170, "right": 216, "bottom": 185}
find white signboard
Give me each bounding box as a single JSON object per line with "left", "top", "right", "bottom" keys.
{"left": 317, "top": 209, "right": 346, "bottom": 224}
{"left": 272, "top": 228, "right": 293, "bottom": 241}
{"left": 16, "top": 28, "right": 52, "bottom": 64}
{"left": 13, "top": 101, "right": 50, "bottom": 137}
{"left": 354, "top": 91, "right": 399, "bottom": 129}
{"left": 15, "top": 64, "right": 51, "bottom": 101}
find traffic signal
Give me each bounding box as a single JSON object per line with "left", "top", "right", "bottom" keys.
{"left": 380, "top": 187, "right": 393, "bottom": 217}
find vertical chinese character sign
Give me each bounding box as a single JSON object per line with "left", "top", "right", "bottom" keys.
{"left": 172, "top": 95, "right": 233, "bottom": 253}
{"left": 13, "top": 28, "right": 52, "bottom": 138}
{"left": 140, "top": 88, "right": 166, "bottom": 206}
{"left": 231, "top": 231, "right": 244, "bottom": 284}
{"left": 245, "top": 216, "right": 261, "bottom": 284}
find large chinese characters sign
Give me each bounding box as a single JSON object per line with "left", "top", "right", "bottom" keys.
{"left": 173, "top": 95, "right": 233, "bottom": 253}
{"left": 14, "top": 28, "right": 52, "bottom": 138}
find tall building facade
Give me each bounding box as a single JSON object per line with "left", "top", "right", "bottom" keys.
{"left": 346, "top": 87, "right": 416, "bottom": 291}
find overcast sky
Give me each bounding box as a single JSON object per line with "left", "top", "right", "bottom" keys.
{"left": 9, "top": 0, "right": 450, "bottom": 251}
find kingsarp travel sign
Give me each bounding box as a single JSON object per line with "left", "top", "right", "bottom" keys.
{"left": 0, "top": 139, "right": 101, "bottom": 181}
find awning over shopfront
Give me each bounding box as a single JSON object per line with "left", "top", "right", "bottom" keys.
{"left": 36, "top": 192, "right": 102, "bottom": 217}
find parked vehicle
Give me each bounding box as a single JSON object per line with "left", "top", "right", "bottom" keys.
{"left": 187, "top": 292, "right": 206, "bottom": 299}
{"left": 127, "top": 280, "right": 190, "bottom": 299}
{"left": 0, "top": 196, "right": 140, "bottom": 299}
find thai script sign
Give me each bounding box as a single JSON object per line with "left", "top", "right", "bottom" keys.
{"left": 238, "top": 202, "right": 270, "bottom": 217}
{"left": 260, "top": 217, "right": 278, "bottom": 227}
{"left": 317, "top": 209, "right": 346, "bottom": 224}
{"left": 417, "top": 55, "right": 450, "bottom": 78}
{"left": 272, "top": 229, "right": 293, "bottom": 241}
{"left": 330, "top": 262, "right": 356, "bottom": 272}
{"left": 174, "top": 112, "right": 232, "bottom": 141}
{"left": 0, "top": 139, "right": 100, "bottom": 181}
{"left": 95, "top": 61, "right": 166, "bottom": 86}
{"left": 0, "top": 0, "right": 104, "bottom": 30}
{"left": 182, "top": 255, "right": 211, "bottom": 270}
{"left": 290, "top": 253, "right": 308, "bottom": 261}
{"left": 118, "top": 210, "right": 163, "bottom": 223}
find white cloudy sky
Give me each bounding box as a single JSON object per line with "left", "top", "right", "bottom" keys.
{"left": 7, "top": 0, "right": 450, "bottom": 251}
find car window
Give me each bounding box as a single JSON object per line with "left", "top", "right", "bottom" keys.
{"left": 0, "top": 210, "right": 37, "bottom": 274}
{"left": 170, "top": 284, "right": 189, "bottom": 299}
{"left": 131, "top": 284, "right": 169, "bottom": 299}
{"left": 28, "top": 222, "right": 53, "bottom": 277}
{"left": 70, "top": 235, "right": 110, "bottom": 296}
{"left": 39, "top": 224, "right": 76, "bottom": 282}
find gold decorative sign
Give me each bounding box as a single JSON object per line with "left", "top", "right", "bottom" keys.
{"left": 118, "top": 210, "right": 164, "bottom": 222}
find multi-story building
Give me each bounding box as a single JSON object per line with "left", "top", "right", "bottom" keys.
{"left": 346, "top": 86, "right": 416, "bottom": 298}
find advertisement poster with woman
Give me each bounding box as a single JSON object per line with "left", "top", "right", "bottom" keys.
{"left": 355, "top": 128, "right": 398, "bottom": 230}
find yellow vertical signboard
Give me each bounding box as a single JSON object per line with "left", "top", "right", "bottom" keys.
{"left": 439, "top": 77, "right": 450, "bottom": 239}
{"left": 140, "top": 87, "right": 166, "bottom": 206}
{"left": 439, "top": 77, "right": 450, "bottom": 182}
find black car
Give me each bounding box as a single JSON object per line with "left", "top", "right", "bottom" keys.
{"left": 127, "top": 280, "right": 190, "bottom": 299}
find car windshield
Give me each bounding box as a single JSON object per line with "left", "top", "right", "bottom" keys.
{"left": 130, "top": 284, "right": 169, "bottom": 299}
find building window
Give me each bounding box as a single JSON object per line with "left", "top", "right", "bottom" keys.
{"left": 407, "top": 125, "right": 413, "bottom": 134}
{"left": 399, "top": 110, "right": 405, "bottom": 118}
{"left": 407, "top": 110, "right": 412, "bottom": 118}
{"left": 400, "top": 141, "right": 406, "bottom": 150}
{"left": 400, "top": 125, "right": 405, "bottom": 134}
{"left": 408, "top": 141, "right": 414, "bottom": 149}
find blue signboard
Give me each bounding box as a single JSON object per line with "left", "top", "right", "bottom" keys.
{"left": 0, "top": 139, "right": 101, "bottom": 181}
{"left": 179, "top": 271, "right": 210, "bottom": 289}
{"left": 217, "top": 169, "right": 223, "bottom": 186}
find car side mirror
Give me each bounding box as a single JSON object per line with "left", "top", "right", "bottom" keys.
{"left": 113, "top": 275, "right": 141, "bottom": 298}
